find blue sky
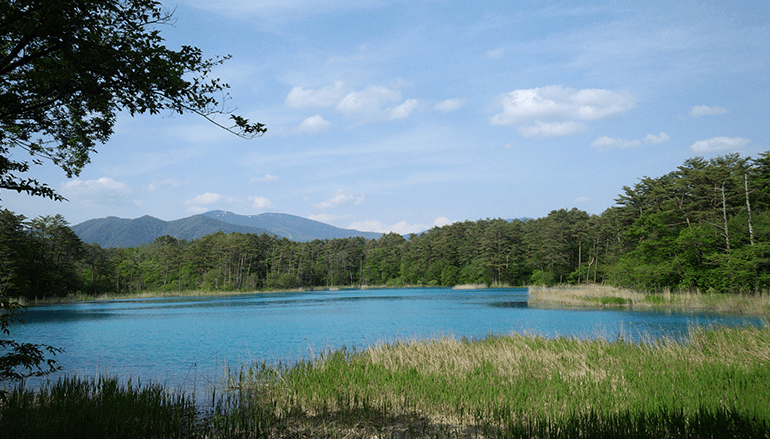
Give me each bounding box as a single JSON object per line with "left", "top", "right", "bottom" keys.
{"left": 3, "top": 0, "right": 769, "bottom": 234}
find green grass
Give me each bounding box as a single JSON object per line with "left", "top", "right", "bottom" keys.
{"left": 3, "top": 325, "right": 770, "bottom": 438}
{"left": 0, "top": 377, "right": 199, "bottom": 438}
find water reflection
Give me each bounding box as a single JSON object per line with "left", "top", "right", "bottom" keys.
{"left": 488, "top": 301, "right": 528, "bottom": 308}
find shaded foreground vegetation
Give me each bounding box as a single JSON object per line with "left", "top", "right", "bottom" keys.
{"left": 2, "top": 325, "right": 769, "bottom": 438}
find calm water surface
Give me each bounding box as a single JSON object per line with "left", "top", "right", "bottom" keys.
{"left": 10, "top": 288, "right": 762, "bottom": 391}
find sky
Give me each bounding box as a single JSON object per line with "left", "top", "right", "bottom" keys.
{"left": 3, "top": 0, "right": 769, "bottom": 234}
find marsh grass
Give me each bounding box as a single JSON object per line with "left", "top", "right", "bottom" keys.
{"left": 12, "top": 289, "right": 308, "bottom": 307}
{"left": 528, "top": 284, "right": 770, "bottom": 315}
{"left": 0, "top": 377, "right": 199, "bottom": 438}
{"left": 227, "top": 325, "right": 770, "bottom": 438}
{"left": 3, "top": 325, "right": 770, "bottom": 438}
{"left": 13, "top": 285, "right": 416, "bottom": 307}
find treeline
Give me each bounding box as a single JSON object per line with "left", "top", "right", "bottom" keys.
{"left": 2, "top": 151, "right": 769, "bottom": 299}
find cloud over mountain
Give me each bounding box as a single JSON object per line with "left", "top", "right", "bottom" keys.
{"left": 62, "top": 177, "right": 140, "bottom": 208}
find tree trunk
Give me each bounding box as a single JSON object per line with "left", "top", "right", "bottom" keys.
{"left": 721, "top": 182, "right": 730, "bottom": 253}
{"left": 745, "top": 174, "right": 755, "bottom": 246}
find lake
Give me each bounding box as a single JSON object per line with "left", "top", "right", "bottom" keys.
{"left": 8, "top": 287, "right": 762, "bottom": 392}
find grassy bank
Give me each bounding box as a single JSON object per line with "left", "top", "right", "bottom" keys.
{"left": 12, "top": 283, "right": 520, "bottom": 307}
{"left": 12, "top": 286, "right": 367, "bottom": 307}
{"left": 3, "top": 325, "right": 769, "bottom": 438}
{"left": 12, "top": 285, "right": 441, "bottom": 306}
{"left": 528, "top": 284, "right": 770, "bottom": 316}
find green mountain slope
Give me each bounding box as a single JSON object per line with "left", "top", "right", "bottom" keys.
{"left": 72, "top": 211, "right": 383, "bottom": 248}
{"left": 202, "top": 210, "right": 383, "bottom": 241}
{"left": 72, "top": 214, "right": 272, "bottom": 248}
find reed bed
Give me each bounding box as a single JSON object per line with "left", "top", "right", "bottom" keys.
{"left": 12, "top": 288, "right": 317, "bottom": 306}
{"left": 3, "top": 325, "right": 769, "bottom": 438}
{"left": 528, "top": 284, "right": 770, "bottom": 315}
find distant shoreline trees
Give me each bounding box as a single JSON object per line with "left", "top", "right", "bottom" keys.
{"left": 2, "top": 151, "right": 769, "bottom": 299}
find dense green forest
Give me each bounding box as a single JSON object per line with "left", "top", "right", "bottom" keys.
{"left": 2, "top": 152, "right": 769, "bottom": 299}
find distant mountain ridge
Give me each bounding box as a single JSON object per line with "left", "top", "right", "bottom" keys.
{"left": 72, "top": 214, "right": 272, "bottom": 248}
{"left": 202, "top": 210, "right": 382, "bottom": 242}
{"left": 72, "top": 211, "right": 382, "bottom": 248}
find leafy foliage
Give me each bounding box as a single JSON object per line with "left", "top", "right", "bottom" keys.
{"left": 0, "top": 0, "right": 265, "bottom": 200}
{"left": 0, "top": 210, "right": 64, "bottom": 392}
{"left": 0, "top": 294, "right": 61, "bottom": 395}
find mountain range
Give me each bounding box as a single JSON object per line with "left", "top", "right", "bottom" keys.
{"left": 72, "top": 210, "right": 383, "bottom": 248}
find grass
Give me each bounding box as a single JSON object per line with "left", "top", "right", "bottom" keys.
{"left": 4, "top": 325, "right": 769, "bottom": 438}
{"left": 12, "top": 287, "right": 354, "bottom": 307}
{"left": 0, "top": 377, "right": 199, "bottom": 438}
{"left": 13, "top": 285, "right": 437, "bottom": 307}
{"left": 528, "top": 284, "right": 770, "bottom": 315}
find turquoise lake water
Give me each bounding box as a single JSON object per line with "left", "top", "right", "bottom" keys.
{"left": 9, "top": 287, "right": 763, "bottom": 391}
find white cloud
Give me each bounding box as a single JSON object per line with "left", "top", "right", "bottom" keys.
{"left": 285, "top": 82, "right": 421, "bottom": 122}
{"left": 348, "top": 220, "right": 428, "bottom": 235}
{"left": 520, "top": 121, "right": 587, "bottom": 137}
{"left": 387, "top": 99, "right": 419, "bottom": 120}
{"left": 185, "top": 192, "right": 238, "bottom": 213}
{"left": 592, "top": 132, "right": 670, "bottom": 150}
{"left": 690, "top": 105, "right": 727, "bottom": 118}
{"left": 486, "top": 48, "right": 505, "bottom": 59}
{"left": 62, "top": 177, "right": 141, "bottom": 207}
{"left": 285, "top": 81, "right": 347, "bottom": 108}
{"left": 493, "top": 86, "right": 635, "bottom": 124}
{"left": 147, "top": 178, "right": 182, "bottom": 192}
{"left": 690, "top": 137, "right": 751, "bottom": 154}
{"left": 251, "top": 174, "right": 279, "bottom": 183}
{"left": 250, "top": 196, "right": 274, "bottom": 209}
{"left": 574, "top": 197, "right": 590, "bottom": 203}
{"left": 184, "top": 192, "right": 272, "bottom": 213}
{"left": 591, "top": 136, "right": 641, "bottom": 149}
{"left": 62, "top": 178, "right": 127, "bottom": 194}
{"left": 492, "top": 86, "right": 635, "bottom": 137}
{"left": 187, "top": 192, "right": 224, "bottom": 205}
{"left": 645, "top": 132, "right": 671, "bottom": 144}
{"left": 314, "top": 190, "right": 365, "bottom": 209}
{"left": 188, "top": 0, "right": 383, "bottom": 21}
{"left": 433, "top": 98, "right": 465, "bottom": 112}
{"left": 336, "top": 85, "right": 402, "bottom": 116}
{"left": 296, "top": 115, "right": 332, "bottom": 134}
{"left": 433, "top": 217, "right": 452, "bottom": 227}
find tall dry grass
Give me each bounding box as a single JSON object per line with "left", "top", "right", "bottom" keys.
{"left": 528, "top": 284, "right": 770, "bottom": 315}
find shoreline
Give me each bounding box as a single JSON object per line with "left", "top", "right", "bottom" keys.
{"left": 13, "top": 284, "right": 459, "bottom": 307}
{"left": 14, "top": 284, "right": 770, "bottom": 317}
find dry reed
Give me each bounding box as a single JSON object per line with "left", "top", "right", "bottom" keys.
{"left": 528, "top": 284, "right": 770, "bottom": 315}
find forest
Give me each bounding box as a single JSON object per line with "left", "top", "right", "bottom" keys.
{"left": 1, "top": 151, "right": 769, "bottom": 300}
